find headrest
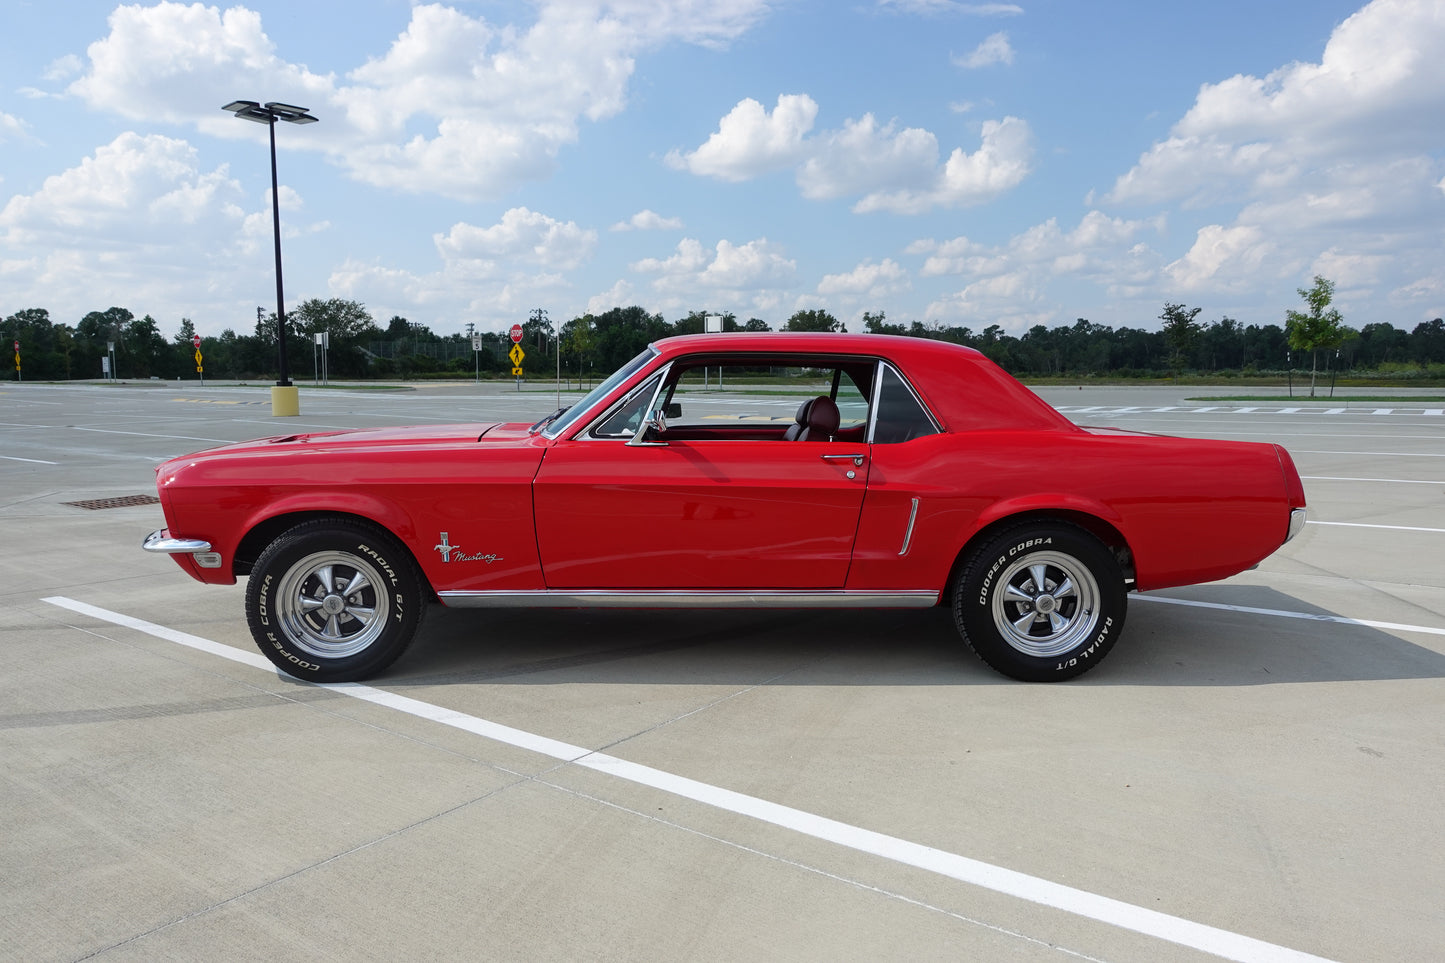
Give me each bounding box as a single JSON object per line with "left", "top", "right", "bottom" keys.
{"left": 804, "top": 395, "right": 839, "bottom": 434}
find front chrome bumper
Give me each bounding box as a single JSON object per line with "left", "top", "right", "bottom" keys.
{"left": 143, "top": 529, "right": 212, "bottom": 554}
{"left": 143, "top": 529, "right": 222, "bottom": 568}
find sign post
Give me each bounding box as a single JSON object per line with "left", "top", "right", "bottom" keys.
{"left": 509, "top": 324, "right": 525, "bottom": 388}
{"left": 192, "top": 334, "right": 203, "bottom": 387}
{"left": 312, "top": 331, "right": 329, "bottom": 386}
{"left": 471, "top": 334, "right": 482, "bottom": 384}
{"left": 509, "top": 343, "right": 525, "bottom": 387}
{"left": 13, "top": 340, "right": 19, "bottom": 382}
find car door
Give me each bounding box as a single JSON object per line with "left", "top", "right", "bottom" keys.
{"left": 532, "top": 370, "right": 869, "bottom": 589}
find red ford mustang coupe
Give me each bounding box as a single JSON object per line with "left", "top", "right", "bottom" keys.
{"left": 144, "top": 333, "right": 1306, "bottom": 682}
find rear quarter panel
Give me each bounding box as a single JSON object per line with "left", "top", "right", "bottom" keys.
{"left": 847, "top": 429, "right": 1292, "bottom": 594}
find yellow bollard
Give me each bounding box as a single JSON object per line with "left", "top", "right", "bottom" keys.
{"left": 270, "top": 384, "right": 300, "bottom": 416}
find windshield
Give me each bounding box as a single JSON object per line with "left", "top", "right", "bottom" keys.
{"left": 539, "top": 347, "right": 658, "bottom": 438}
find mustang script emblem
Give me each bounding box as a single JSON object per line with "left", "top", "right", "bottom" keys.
{"left": 434, "top": 532, "right": 502, "bottom": 565}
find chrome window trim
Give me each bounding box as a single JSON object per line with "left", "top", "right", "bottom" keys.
{"left": 437, "top": 589, "right": 940, "bottom": 609}
{"left": 581, "top": 362, "right": 673, "bottom": 441}
{"left": 867, "top": 360, "right": 942, "bottom": 444}
{"left": 541, "top": 346, "right": 659, "bottom": 440}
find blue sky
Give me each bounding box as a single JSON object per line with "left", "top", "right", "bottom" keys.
{"left": 2, "top": 0, "right": 1442, "bottom": 338}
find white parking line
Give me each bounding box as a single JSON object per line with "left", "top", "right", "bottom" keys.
{"left": 1293, "top": 450, "right": 1445, "bottom": 459}
{"left": 1136, "top": 595, "right": 1445, "bottom": 637}
{"left": 68, "top": 426, "right": 233, "bottom": 444}
{"left": 0, "top": 454, "right": 60, "bottom": 464}
{"left": 1302, "top": 475, "right": 1444, "bottom": 486}
{"left": 1309, "top": 521, "right": 1445, "bottom": 534}
{"left": 41, "top": 595, "right": 1335, "bottom": 963}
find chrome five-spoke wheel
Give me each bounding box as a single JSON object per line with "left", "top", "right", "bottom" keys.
{"left": 275, "top": 551, "right": 389, "bottom": 660}
{"left": 953, "top": 522, "right": 1127, "bottom": 682}
{"left": 245, "top": 519, "right": 426, "bottom": 681}
{"left": 990, "top": 550, "right": 1101, "bottom": 657}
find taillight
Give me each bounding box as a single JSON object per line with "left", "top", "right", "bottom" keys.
{"left": 1274, "top": 445, "right": 1307, "bottom": 509}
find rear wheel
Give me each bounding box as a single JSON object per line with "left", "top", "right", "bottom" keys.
{"left": 245, "top": 519, "right": 426, "bottom": 682}
{"left": 952, "top": 522, "right": 1126, "bottom": 682}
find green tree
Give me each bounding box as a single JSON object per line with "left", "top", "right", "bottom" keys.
{"left": 862, "top": 310, "right": 906, "bottom": 335}
{"left": 290, "top": 298, "right": 382, "bottom": 378}
{"left": 123, "top": 315, "right": 171, "bottom": 378}
{"left": 1410, "top": 317, "right": 1445, "bottom": 364}
{"left": 1159, "top": 302, "right": 1202, "bottom": 374}
{"left": 1285, "top": 276, "right": 1346, "bottom": 396}
{"left": 560, "top": 315, "right": 597, "bottom": 382}
{"left": 589, "top": 306, "right": 671, "bottom": 370}
{"left": 4, "top": 308, "right": 71, "bottom": 380}
{"left": 783, "top": 309, "right": 843, "bottom": 332}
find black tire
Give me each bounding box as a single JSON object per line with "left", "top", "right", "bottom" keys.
{"left": 952, "top": 522, "right": 1126, "bottom": 682}
{"left": 244, "top": 519, "right": 427, "bottom": 682}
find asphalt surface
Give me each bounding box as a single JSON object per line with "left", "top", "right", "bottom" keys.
{"left": 2, "top": 378, "right": 1442, "bottom": 962}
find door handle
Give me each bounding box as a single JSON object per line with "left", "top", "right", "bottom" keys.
{"left": 820, "top": 453, "right": 865, "bottom": 467}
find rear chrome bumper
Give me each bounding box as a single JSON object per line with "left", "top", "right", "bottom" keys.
{"left": 1285, "top": 508, "right": 1308, "bottom": 543}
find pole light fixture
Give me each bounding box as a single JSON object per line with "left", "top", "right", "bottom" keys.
{"left": 222, "top": 100, "right": 318, "bottom": 409}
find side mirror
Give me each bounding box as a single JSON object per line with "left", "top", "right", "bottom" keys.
{"left": 664, "top": 402, "right": 682, "bottom": 419}
{"left": 626, "top": 409, "right": 670, "bottom": 447}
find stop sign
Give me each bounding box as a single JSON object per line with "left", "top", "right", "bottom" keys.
{"left": 192, "top": 334, "right": 201, "bottom": 348}
{"left": 510, "top": 323, "right": 524, "bottom": 343}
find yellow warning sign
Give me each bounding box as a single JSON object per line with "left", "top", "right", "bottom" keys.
{"left": 508, "top": 344, "right": 525, "bottom": 366}
{"left": 511, "top": 366, "right": 524, "bottom": 377}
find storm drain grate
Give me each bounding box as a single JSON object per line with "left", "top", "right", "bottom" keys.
{"left": 63, "top": 494, "right": 162, "bottom": 510}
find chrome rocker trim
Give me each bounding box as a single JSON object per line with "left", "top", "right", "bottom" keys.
{"left": 437, "top": 589, "right": 941, "bottom": 609}
{"left": 143, "top": 529, "right": 213, "bottom": 554}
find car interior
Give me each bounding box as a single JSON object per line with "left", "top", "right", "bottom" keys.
{"left": 587, "top": 354, "right": 937, "bottom": 445}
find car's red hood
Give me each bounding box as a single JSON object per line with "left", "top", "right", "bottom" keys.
{"left": 167, "top": 422, "right": 543, "bottom": 462}
{"left": 181, "top": 422, "right": 536, "bottom": 458}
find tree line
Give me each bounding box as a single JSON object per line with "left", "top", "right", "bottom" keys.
{"left": 6, "top": 292, "right": 1444, "bottom": 384}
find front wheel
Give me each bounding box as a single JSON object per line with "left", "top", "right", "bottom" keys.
{"left": 953, "top": 522, "right": 1126, "bottom": 682}
{"left": 245, "top": 519, "right": 427, "bottom": 682}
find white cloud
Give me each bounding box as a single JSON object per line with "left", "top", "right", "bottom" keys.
{"left": 854, "top": 116, "right": 1034, "bottom": 213}
{"left": 925, "top": 270, "right": 1051, "bottom": 330}
{"left": 67, "top": 1, "right": 772, "bottom": 201}
{"left": 628, "top": 236, "right": 797, "bottom": 314}
{"left": 0, "top": 131, "right": 300, "bottom": 327}
{"left": 666, "top": 94, "right": 819, "bottom": 181}
{"left": 907, "top": 211, "right": 1168, "bottom": 330}
{"left": 43, "top": 54, "right": 83, "bottom": 84}
{"left": 611, "top": 209, "right": 685, "bottom": 231}
{"left": 953, "top": 32, "right": 1014, "bottom": 69}
{"left": 0, "top": 112, "right": 32, "bottom": 145}
{"left": 817, "top": 258, "right": 909, "bottom": 298}
{"left": 1088, "top": 0, "right": 1445, "bottom": 321}
{"left": 796, "top": 114, "right": 939, "bottom": 202}
{"left": 1165, "top": 225, "right": 1276, "bottom": 291}
{"left": 877, "top": 1, "right": 1024, "bottom": 15}
{"left": 1, "top": 133, "right": 238, "bottom": 241}
{"left": 587, "top": 279, "right": 636, "bottom": 314}
{"left": 1107, "top": 0, "right": 1445, "bottom": 206}
{"left": 435, "top": 208, "right": 597, "bottom": 276}
{"left": 633, "top": 237, "right": 794, "bottom": 288}
{"left": 674, "top": 95, "right": 1034, "bottom": 213}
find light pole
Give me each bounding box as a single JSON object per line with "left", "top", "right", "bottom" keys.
{"left": 222, "top": 100, "right": 318, "bottom": 416}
